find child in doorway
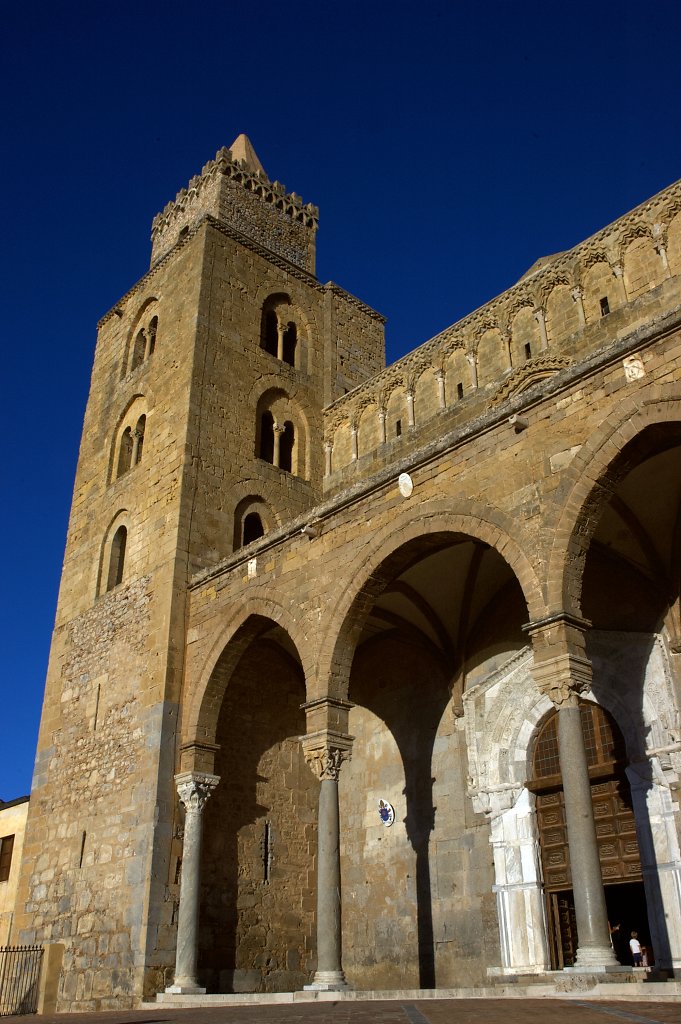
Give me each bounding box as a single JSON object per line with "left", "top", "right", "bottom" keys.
{"left": 629, "top": 931, "right": 642, "bottom": 966}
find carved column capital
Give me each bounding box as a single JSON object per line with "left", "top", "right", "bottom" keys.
{"left": 525, "top": 612, "right": 592, "bottom": 709}
{"left": 303, "top": 742, "right": 351, "bottom": 781}
{"left": 301, "top": 708, "right": 354, "bottom": 781}
{"left": 175, "top": 771, "right": 220, "bottom": 814}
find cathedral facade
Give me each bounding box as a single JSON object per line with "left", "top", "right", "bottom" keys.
{"left": 15, "top": 136, "right": 681, "bottom": 1009}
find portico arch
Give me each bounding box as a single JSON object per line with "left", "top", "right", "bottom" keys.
{"left": 315, "top": 498, "right": 544, "bottom": 704}
{"left": 314, "top": 499, "right": 542, "bottom": 989}
{"left": 183, "top": 600, "right": 313, "bottom": 753}
{"left": 547, "top": 384, "right": 681, "bottom": 618}
{"left": 179, "top": 607, "right": 318, "bottom": 994}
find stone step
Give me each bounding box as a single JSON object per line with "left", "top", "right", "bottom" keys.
{"left": 147, "top": 979, "right": 681, "bottom": 1008}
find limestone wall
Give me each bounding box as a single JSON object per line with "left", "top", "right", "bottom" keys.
{"left": 14, "top": 232, "right": 207, "bottom": 1010}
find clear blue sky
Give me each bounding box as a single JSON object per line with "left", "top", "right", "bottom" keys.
{"left": 3, "top": 0, "right": 681, "bottom": 799}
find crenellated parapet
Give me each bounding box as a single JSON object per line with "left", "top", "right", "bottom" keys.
{"left": 150, "top": 135, "right": 319, "bottom": 272}
{"left": 323, "top": 175, "right": 681, "bottom": 476}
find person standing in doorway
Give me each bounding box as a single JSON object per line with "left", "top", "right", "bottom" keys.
{"left": 629, "top": 931, "right": 642, "bottom": 966}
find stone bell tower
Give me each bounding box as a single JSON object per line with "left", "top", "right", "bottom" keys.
{"left": 15, "top": 135, "right": 385, "bottom": 1010}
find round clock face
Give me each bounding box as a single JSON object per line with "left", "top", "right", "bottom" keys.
{"left": 378, "top": 798, "right": 395, "bottom": 826}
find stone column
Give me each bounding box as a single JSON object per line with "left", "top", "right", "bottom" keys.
{"left": 434, "top": 370, "right": 446, "bottom": 410}
{"left": 466, "top": 352, "right": 478, "bottom": 388}
{"left": 613, "top": 263, "right": 628, "bottom": 303}
{"left": 406, "top": 391, "right": 415, "bottom": 428}
{"left": 377, "top": 409, "right": 387, "bottom": 443}
{"left": 324, "top": 441, "right": 333, "bottom": 476}
{"left": 528, "top": 614, "right": 617, "bottom": 970}
{"left": 276, "top": 323, "right": 285, "bottom": 361}
{"left": 131, "top": 428, "right": 143, "bottom": 466}
{"left": 350, "top": 423, "right": 358, "bottom": 461}
{"left": 166, "top": 771, "right": 219, "bottom": 993}
{"left": 273, "top": 424, "right": 284, "bottom": 467}
{"left": 301, "top": 697, "right": 354, "bottom": 991}
{"left": 571, "top": 287, "right": 586, "bottom": 328}
{"left": 653, "top": 225, "right": 671, "bottom": 277}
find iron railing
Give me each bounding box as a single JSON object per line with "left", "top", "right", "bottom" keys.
{"left": 0, "top": 946, "right": 43, "bottom": 1016}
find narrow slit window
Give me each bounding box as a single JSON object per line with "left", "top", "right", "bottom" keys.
{"left": 263, "top": 821, "right": 272, "bottom": 883}
{"left": 524, "top": 342, "right": 532, "bottom": 361}
{"left": 457, "top": 382, "right": 464, "bottom": 400}
{"left": 600, "top": 296, "right": 610, "bottom": 317}
{"left": 395, "top": 419, "right": 402, "bottom": 437}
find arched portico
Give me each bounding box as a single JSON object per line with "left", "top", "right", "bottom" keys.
{"left": 313, "top": 499, "right": 545, "bottom": 705}
{"left": 316, "top": 506, "right": 541, "bottom": 988}
{"left": 536, "top": 395, "right": 681, "bottom": 971}
{"left": 169, "top": 610, "right": 319, "bottom": 994}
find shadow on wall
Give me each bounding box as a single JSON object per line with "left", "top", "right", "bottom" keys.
{"left": 348, "top": 638, "right": 451, "bottom": 989}
{"left": 198, "top": 636, "right": 315, "bottom": 993}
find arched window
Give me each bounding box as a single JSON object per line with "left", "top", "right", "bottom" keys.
{"left": 282, "top": 323, "right": 297, "bottom": 366}
{"left": 106, "top": 526, "right": 127, "bottom": 591}
{"left": 117, "top": 428, "right": 133, "bottom": 478}
{"left": 242, "top": 512, "right": 265, "bottom": 546}
{"left": 259, "top": 294, "right": 302, "bottom": 369}
{"left": 259, "top": 411, "right": 275, "bottom": 463}
{"left": 131, "top": 330, "right": 146, "bottom": 371}
{"left": 233, "top": 497, "right": 272, "bottom": 551}
{"left": 279, "top": 421, "right": 294, "bottom": 472}
{"left": 126, "top": 306, "right": 159, "bottom": 375}
{"left": 134, "top": 415, "right": 146, "bottom": 465}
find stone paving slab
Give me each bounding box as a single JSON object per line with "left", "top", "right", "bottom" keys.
{"left": 5, "top": 1000, "right": 681, "bottom": 1024}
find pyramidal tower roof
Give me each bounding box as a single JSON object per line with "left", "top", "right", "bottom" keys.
{"left": 229, "top": 133, "right": 266, "bottom": 177}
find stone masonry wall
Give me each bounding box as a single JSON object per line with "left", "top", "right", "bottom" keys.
{"left": 15, "top": 231, "right": 208, "bottom": 1010}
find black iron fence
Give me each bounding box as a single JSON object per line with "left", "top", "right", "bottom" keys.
{"left": 0, "top": 946, "right": 43, "bottom": 1016}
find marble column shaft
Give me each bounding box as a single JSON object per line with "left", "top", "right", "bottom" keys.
{"left": 557, "top": 704, "right": 617, "bottom": 968}
{"left": 302, "top": 731, "right": 352, "bottom": 991}
{"left": 166, "top": 771, "right": 219, "bottom": 994}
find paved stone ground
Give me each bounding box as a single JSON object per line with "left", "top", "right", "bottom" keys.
{"left": 6, "top": 1001, "right": 681, "bottom": 1024}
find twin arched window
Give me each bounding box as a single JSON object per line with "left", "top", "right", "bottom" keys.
{"left": 259, "top": 411, "right": 295, "bottom": 472}
{"left": 116, "top": 415, "right": 146, "bottom": 478}
{"left": 260, "top": 296, "right": 298, "bottom": 367}
{"left": 129, "top": 314, "right": 158, "bottom": 374}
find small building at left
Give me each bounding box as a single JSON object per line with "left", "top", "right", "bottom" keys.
{"left": 0, "top": 797, "right": 29, "bottom": 946}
